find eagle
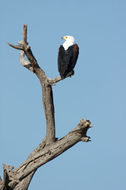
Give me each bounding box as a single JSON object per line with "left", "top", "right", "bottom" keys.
{"left": 58, "top": 35, "right": 79, "bottom": 79}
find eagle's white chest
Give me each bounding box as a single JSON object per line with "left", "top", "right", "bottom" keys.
{"left": 63, "top": 41, "right": 74, "bottom": 50}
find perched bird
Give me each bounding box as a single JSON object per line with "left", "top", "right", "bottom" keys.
{"left": 58, "top": 35, "right": 79, "bottom": 79}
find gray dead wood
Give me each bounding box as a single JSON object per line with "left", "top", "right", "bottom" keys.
{"left": 0, "top": 25, "right": 92, "bottom": 190}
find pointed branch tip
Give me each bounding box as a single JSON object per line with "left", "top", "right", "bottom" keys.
{"left": 8, "top": 43, "right": 24, "bottom": 50}
{"left": 23, "top": 24, "right": 28, "bottom": 44}
{"left": 81, "top": 136, "right": 91, "bottom": 142}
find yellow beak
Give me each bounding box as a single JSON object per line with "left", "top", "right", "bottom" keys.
{"left": 61, "top": 36, "right": 67, "bottom": 40}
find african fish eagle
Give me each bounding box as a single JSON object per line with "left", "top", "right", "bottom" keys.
{"left": 58, "top": 35, "right": 79, "bottom": 79}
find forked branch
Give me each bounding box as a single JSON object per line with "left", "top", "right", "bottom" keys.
{"left": 0, "top": 25, "right": 93, "bottom": 190}
{"left": 9, "top": 24, "right": 55, "bottom": 145}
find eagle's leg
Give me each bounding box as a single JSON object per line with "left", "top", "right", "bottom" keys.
{"left": 65, "top": 70, "right": 74, "bottom": 78}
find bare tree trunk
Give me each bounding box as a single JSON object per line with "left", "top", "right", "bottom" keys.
{"left": 0, "top": 25, "right": 92, "bottom": 190}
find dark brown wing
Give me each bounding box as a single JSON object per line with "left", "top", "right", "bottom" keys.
{"left": 69, "top": 44, "right": 79, "bottom": 70}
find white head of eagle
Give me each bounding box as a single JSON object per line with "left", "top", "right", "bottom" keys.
{"left": 58, "top": 35, "right": 79, "bottom": 79}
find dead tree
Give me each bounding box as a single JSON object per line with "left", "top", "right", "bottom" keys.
{"left": 0, "top": 25, "right": 92, "bottom": 190}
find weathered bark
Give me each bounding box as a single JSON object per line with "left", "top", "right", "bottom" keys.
{"left": 0, "top": 25, "right": 92, "bottom": 190}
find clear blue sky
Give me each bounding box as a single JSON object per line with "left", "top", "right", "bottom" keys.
{"left": 1, "top": 0, "right": 126, "bottom": 189}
